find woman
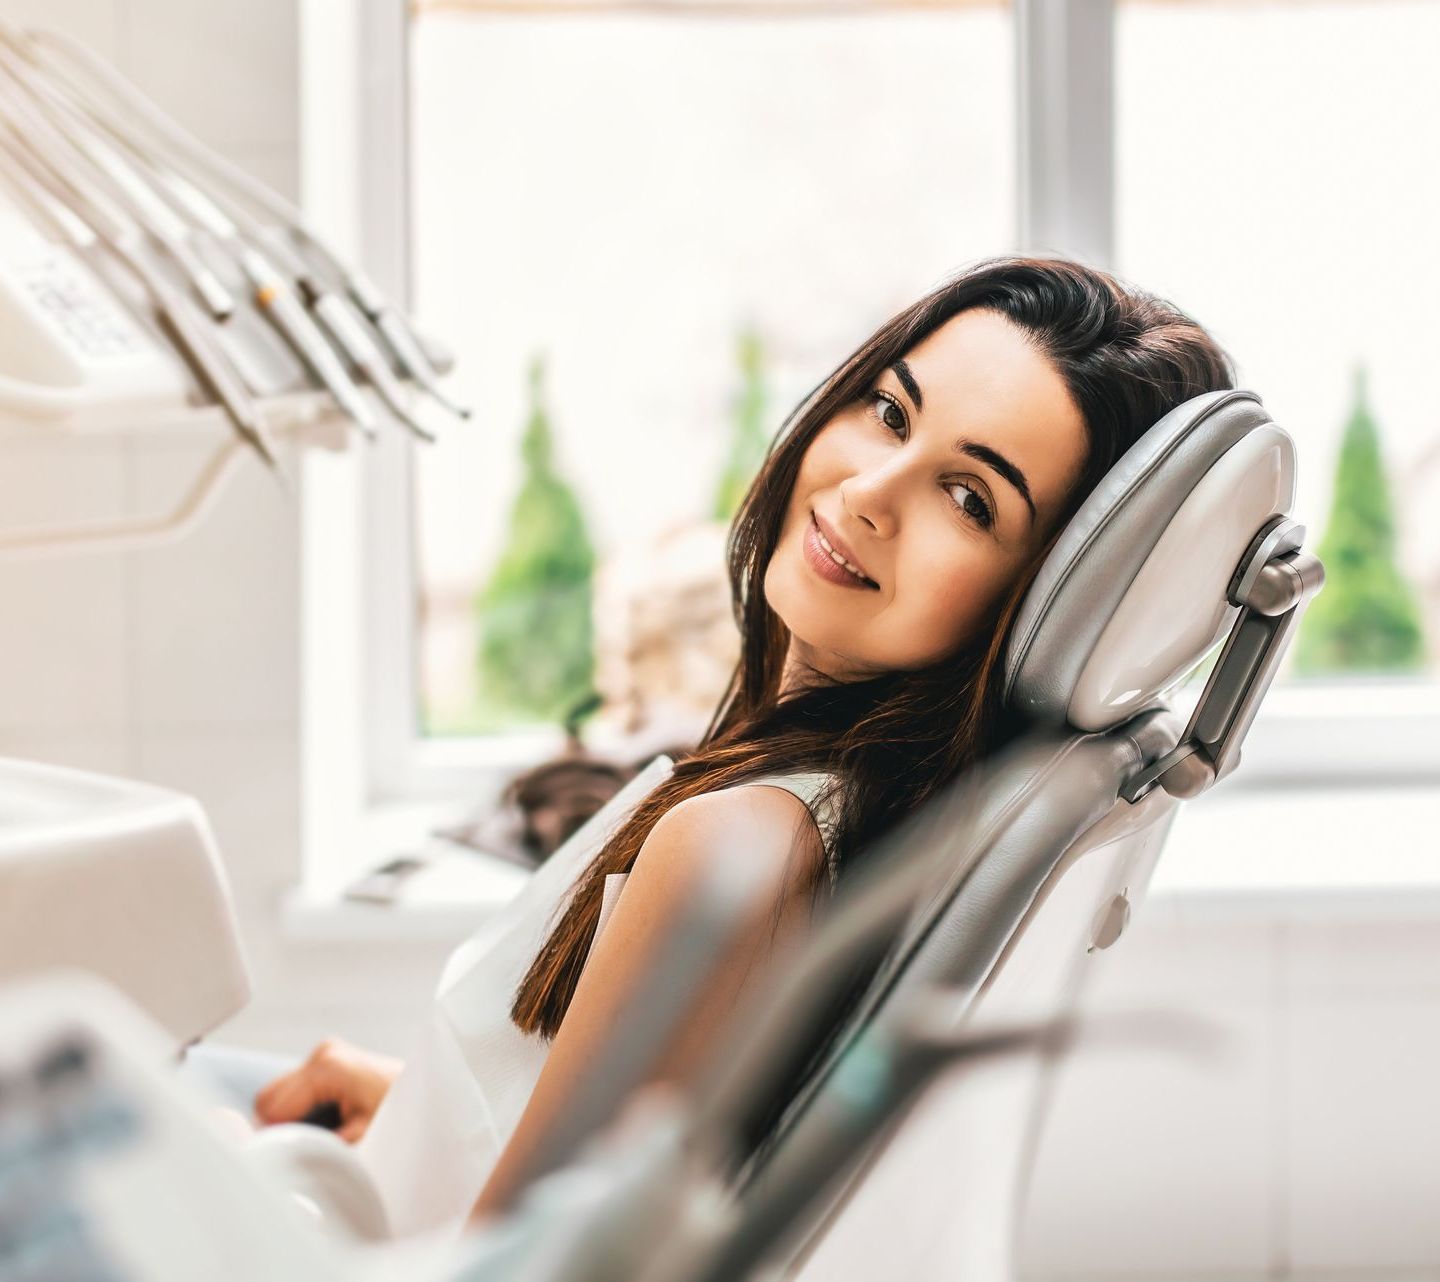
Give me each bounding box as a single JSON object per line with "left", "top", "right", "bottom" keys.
{"left": 247, "top": 253, "right": 1236, "bottom": 1238}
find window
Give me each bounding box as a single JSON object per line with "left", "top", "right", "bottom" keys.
{"left": 406, "top": 0, "right": 1016, "bottom": 754}
{"left": 1115, "top": 0, "right": 1439, "bottom": 691}
{"left": 346, "top": 0, "right": 1436, "bottom": 818}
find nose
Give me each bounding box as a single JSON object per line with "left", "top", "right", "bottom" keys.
{"left": 838, "top": 462, "right": 899, "bottom": 541}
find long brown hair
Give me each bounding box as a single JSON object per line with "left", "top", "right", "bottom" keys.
{"left": 511, "top": 253, "right": 1236, "bottom": 1039}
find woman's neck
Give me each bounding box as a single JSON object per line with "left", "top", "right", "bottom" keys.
{"left": 778, "top": 641, "right": 825, "bottom": 699}
{"left": 779, "top": 638, "right": 875, "bottom": 697}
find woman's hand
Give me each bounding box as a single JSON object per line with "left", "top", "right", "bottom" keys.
{"left": 253, "top": 1037, "right": 404, "bottom": 1144}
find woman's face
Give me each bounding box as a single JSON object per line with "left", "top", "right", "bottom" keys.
{"left": 764, "top": 307, "right": 1090, "bottom": 682}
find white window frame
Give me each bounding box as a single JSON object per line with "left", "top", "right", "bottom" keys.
{"left": 298, "top": 0, "right": 1439, "bottom": 901}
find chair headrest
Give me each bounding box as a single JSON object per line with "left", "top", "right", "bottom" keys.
{"left": 1003, "top": 389, "right": 1296, "bottom": 732}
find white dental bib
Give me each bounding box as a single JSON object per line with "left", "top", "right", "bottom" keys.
{"left": 247, "top": 751, "right": 838, "bottom": 1246}
{"left": 352, "top": 753, "right": 677, "bottom": 1242}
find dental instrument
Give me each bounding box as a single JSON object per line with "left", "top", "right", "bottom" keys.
{"left": 155, "top": 161, "right": 435, "bottom": 442}
{"left": 79, "top": 96, "right": 432, "bottom": 441}
{"left": 0, "top": 40, "right": 383, "bottom": 441}
{"left": 20, "top": 24, "right": 472, "bottom": 424}
{"left": 296, "top": 275, "right": 439, "bottom": 442}
{"left": 236, "top": 243, "right": 381, "bottom": 440}
{"left": 138, "top": 159, "right": 439, "bottom": 440}
{"left": 0, "top": 21, "right": 473, "bottom": 561}
{"left": 0, "top": 125, "right": 277, "bottom": 465}
{"left": 0, "top": 35, "right": 235, "bottom": 324}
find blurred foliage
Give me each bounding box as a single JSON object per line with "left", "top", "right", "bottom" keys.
{"left": 1292, "top": 364, "right": 1428, "bottom": 676}
{"left": 711, "top": 324, "right": 772, "bottom": 522}
{"left": 473, "top": 353, "right": 599, "bottom": 727}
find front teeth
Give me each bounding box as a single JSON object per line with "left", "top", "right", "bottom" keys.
{"left": 815, "top": 526, "right": 868, "bottom": 581}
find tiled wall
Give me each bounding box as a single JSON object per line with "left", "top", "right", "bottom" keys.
{"left": 0, "top": 4, "right": 1436, "bottom": 1277}
{"left": 1021, "top": 897, "right": 1440, "bottom": 1278}
{"left": 0, "top": 0, "right": 456, "bottom": 1061}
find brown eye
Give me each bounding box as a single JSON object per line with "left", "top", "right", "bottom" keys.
{"left": 868, "top": 389, "right": 906, "bottom": 436}
{"left": 946, "top": 480, "right": 995, "bottom": 530}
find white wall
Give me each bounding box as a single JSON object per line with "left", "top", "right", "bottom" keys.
{"left": 0, "top": 0, "right": 459, "bottom": 1063}
{"left": 1021, "top": 892, "right": 1440, "bottom": 1280}
{"left": 1, "top": 4, "right": 1437, "bottom": 1278}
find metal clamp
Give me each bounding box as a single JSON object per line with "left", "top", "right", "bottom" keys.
{"left": 1120, "top": 515, "right": 1326, "bottom": 804}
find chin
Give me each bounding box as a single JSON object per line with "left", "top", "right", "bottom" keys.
{"left": 766, "top": 557, "right": 859, "bottom": 660}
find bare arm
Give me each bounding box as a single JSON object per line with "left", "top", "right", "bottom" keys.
{"left": 467, "top": 783, "right": 826, "bottom": 1224}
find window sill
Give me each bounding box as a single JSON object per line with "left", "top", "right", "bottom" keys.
{"left": 284, "top": 793, "right": 530, "bottom": 943}
{"left": 281, "top": 778, "right": 1440, "bottom": 943}
{"left": 279, "top": 887, "right": 517, "bottom": 944}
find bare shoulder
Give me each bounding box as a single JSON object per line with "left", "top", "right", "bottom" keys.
{"left": 635, "top": 782, "right": 827, "bottom": 896}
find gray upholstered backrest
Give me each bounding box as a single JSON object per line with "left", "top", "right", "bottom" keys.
{"left": 1005, "top": 388, "right": 1295, "bottom": 730}
{"left": 741, "top": 390, "right": 1299, "bottom": 1280}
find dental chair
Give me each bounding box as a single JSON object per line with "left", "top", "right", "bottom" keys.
{"left": 0, "top": 386, "right": 1320, "bottom": 1282}
{"left": 461, "top": 385, "right": 1321, "bottom": 1282}
{"left": 687, "top": 385, "right": 1320, "bottom": 1281}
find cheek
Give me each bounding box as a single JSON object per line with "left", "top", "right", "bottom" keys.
{"left": 796, "top": 417, "right": 869, "bottom": 491}
{"left": 890, "top": 538, "right": 1001, "bottom": 659}
{"left": 917, "top": 569, "right": 979, "bottom": 643}
{"left": 791, "top": 442, "right": 835, "bottom": 502}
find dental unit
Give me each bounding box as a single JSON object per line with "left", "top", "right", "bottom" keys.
{"left": 0, "top": 116, "right": 276, "bottom": 464}
{"left": 156, "top": 168, "right": 434, "bottom": 442}
{"left": 0, "top": 370, "right": 1324, "bottom": 1281}
{"left": 0, "top": 24, "right": 465, "bottom": 557}
{"left": 0, "top": 35, "right": 235, "bottom": 324}
{"left": 40, "top": 55, "right": 439, "bottom": 444}
{"left": 0, "top": 33, "right": 383, "bottom": 443}
{"left": 15, "top": 23, "right": 473, "bottom": 425}
{"left": 0, "top": 8, "right": 1337, "bottom": 1275}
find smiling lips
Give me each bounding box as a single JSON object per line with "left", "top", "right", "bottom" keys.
{"left": 805, "top": 512, "right": 878, "bottom": 590}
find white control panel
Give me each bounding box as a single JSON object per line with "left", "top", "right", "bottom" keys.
{"left": 0, "top": 192, "right": 191, "bottom": 427}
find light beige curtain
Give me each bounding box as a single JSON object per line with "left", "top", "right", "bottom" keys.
{"left": 415, "top": 0, "right": 1358, "bottom": 16}
{"left": 413, "top": 0, "right": 1005, "bottom": 15}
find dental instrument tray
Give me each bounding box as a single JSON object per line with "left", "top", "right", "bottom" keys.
{"left": 0, "top": 22, "right": 464, "bottom": 450}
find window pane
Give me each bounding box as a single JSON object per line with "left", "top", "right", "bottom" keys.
{"left": 1117, "top": 0, "right": 1439, "bottom": 685}
{"left": 410, "top": 4, "right": 1015, "bottom": 737}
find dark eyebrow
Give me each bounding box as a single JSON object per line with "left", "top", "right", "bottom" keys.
{"left": 889, "top": 359, "right": 1037, "bottom": 529}
{"left": 954, "top": 438, "right": 1037, "bottom": 528}
{"left": 890, "top": 359, "right": 924, "bottom": 412}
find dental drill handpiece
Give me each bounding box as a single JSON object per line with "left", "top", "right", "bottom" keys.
{"left": 294, "top": 273, "right": 437, "bottom": 442}
{"left": 0, "top": 129, "right": 275, "bottom": 466}
{"left": 0, "top": 35, "right": 234, "bottom": 322}
{"left": 153, "top": 144, "right": 439, "bottom": 443}
{"left": 343, "top": 271, "right": 472, "bottom": 422}
{"left": 43, "top": 99, "right": 235, "bottom": 323}
{"left": 238, "top": 247, "right": 380, "bottom": 439}
{"left": 151, "top": 278, "right": 279, "bottom": 466}
{"left": 77, "top": 95, "right": 411, "bottom": 447}
{"left": 137, "top": 158, "right": 428, "bottom": 441}
{"left": 22, "top": 26, "right": 473, "bottom": 424}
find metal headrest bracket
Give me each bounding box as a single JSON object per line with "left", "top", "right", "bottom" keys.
{"left": 1119, "top": 515, "right": 1326, "bottom": 804}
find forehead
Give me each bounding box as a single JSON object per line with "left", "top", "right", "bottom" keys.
{"left": 900, "top": 307, "right": 1088, "bottom": 507}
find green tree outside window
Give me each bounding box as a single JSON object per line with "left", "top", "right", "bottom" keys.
{"left": 1292, "top": 364, "right": 1428, "bottom": 676}
{"left": 712, "top": 324, "right": 772, "bottom": 523}
{"left": 474, "top": 353, "right": 599, "bottom": 728}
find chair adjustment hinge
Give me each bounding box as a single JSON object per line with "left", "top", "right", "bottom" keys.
{"left": 1120, "top": 516, "right": 1326, "bottom": 804}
